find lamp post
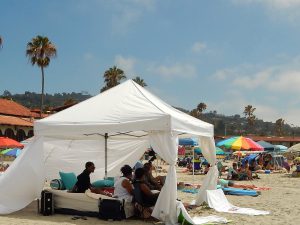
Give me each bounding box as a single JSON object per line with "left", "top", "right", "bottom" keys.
{"left": 291, "top": 124, "right": 295, "bottom": 138}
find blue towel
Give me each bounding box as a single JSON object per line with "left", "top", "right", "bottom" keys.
{"left": 222, "top": 187, "right": 258, "bottom": 196}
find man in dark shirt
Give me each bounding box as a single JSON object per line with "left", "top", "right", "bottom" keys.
{"left": 73, "top": 161, "right": 95, "bottom": 193}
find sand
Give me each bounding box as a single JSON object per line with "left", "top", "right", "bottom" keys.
{"left": 1, "top": 164, "right": 300, "bottom": 225}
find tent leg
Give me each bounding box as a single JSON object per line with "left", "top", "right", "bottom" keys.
{"left": 105, "top": 133, "right": 108, "bottom": 179}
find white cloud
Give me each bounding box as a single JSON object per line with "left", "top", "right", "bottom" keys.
{"left": 210, "top": 56, "right": 300, "bottom": 125}
{"left": 83, "top": 52, "right": 94, "bottom": 61}
{"left": 152, "top": 63, "right": 197, "bottom": 78}
{"left": 268, "top": 70, "right": 300, "bottom": 92}
{"left": 213, "top": 57, "right": 300, "bottom": 94}
{"left": 231, "top": 0, "right": 300, "bottom": 22}
{"left": 114, "top": 55, "right": 137, "bottom": 77}
{"left": 191, "top": 41, "right": 207, "bottom": 53}
{"left": 111, "top": 0, "right": 156, "bottom": 34}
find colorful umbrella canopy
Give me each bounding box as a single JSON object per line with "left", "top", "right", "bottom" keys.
{"left": 1, "top": 148, "right": 22, "bottom": 157}
{"left": 0, "top": 137, "right": 24, "bottom": 149}
{"left": 216, "top": 136, "right": 263, "bottom": 151}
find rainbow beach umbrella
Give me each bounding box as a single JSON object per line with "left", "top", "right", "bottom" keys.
{"left": 216, "top": 136, "right": 263, "bottom": 151}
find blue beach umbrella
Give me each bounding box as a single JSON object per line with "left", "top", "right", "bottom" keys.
{"left": 179, "top": 138, "right": 198, "bottom": 146}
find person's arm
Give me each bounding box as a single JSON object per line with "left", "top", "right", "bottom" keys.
{"left": 140, "top": 183, "right": 159, "bottom": 197}
{"left": 122, "top": 179, "right": 133, "bottom": 195}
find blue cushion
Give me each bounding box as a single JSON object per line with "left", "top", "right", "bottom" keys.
{"left": 59, "top": 171, "right": 77, "bottom": 190}
{"left": 92, "top": 179, "right": 114, "bottom": 188}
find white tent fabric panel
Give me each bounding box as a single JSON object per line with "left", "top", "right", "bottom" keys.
{"left": 195, "top": 136, "right": 218, "bottom": 205}
{"left": 43, "top": 136, "right": 149, "bottom": 180}
{"left": 0, "top": 138, "right": 45, "bottom": 214}
{"left": 149, "top": 131, "right": 178, "bottom": 224}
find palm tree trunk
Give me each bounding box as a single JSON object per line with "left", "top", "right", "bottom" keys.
{"left": 40, "top": 66, "right": 45, "bottom": 118}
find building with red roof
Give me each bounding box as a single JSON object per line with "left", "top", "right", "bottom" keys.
{"left": 0, "top": 98, "right": 39, "bottom": 141}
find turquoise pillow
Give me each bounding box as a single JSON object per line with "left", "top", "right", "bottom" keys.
{"left": 92, "top": 179, "right": 114, "bottom": 188}
{"left": 59, "top": 171, "right": 77, "bottom": 190}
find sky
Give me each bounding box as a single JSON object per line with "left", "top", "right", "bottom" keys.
{"left": 1, "top": 0, "right": 300, "bottom": 126}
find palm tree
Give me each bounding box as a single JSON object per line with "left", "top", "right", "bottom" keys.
{"left": 197, "top": 102, "right": 207, "bottom": 113}
{"left": 133, "top": 76, "right": 147, "bottom": 87}
{"left": 0, "top": 36, "right": 3, "bottom": 49}
{"left": 243, "top": 105, "right": 256, "bottom": 127}
{"left": 26, "top": 35, "right": 57, "bottom": 118}
{"left": 100, "top": 66, "right": 126, "bottom": 92}
{"left": 275, "top": 118, "right": 285, "bottom": 136}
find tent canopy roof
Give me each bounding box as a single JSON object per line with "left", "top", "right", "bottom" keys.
{"left": 35, "top": 80, "right": 213, "bottom": 139}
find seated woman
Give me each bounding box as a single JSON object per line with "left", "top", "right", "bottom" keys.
{"left": 132, "top": 168, "right": 160, "bottom": 207}
{"left": 143, "top": 162, "right": 164, "bottom": 191}
{"left": 113, "top": 165, "right": 134, "bottom": 202}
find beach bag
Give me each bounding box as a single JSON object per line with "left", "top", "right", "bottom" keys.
{"left": 50, "top": 179, "right": 66, "bottom": 190}
{"left": 98, "top": 198, "right": 125, "bottom": 220}
{"left": 39, "top": 190, "right": 54, "bottom": 216}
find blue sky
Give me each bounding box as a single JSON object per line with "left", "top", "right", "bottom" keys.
{"left": 1, "top": 0, "right": 300, "bottom": 126}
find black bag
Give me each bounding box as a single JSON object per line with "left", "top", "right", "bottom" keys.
{"left": 39, "top": 190, "right": 54, "bottom": 216}
{"left": 98, "top": 198, "right": 125, "bottom": 220}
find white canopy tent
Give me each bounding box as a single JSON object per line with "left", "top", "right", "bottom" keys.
{"left": 0, "top": 80, "right": 218, "bottom": 224}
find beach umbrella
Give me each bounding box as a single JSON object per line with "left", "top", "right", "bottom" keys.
{"left": 0, "top": 137, "right": 24, "bottom": 149}
{"left": 287, "top": 144, "right": 300, "bottom": 153}
{"left": 216, "top": 136, "right": 263, "bottom": 151}
{"left": 179, "top": 138, "right": 198, "bottom": 146}
{"left": 274, "top": 145, "right": 288, "bottom": 152}
{"left": 0, "top": 148, "right": 13, "bottom": 155}
{"left": 2, "top": 148, "right": 22, "bottom": 157}
{"left": 256, "top": 140, "right": 275, "bottom": 151}
{"left": 194, "top": 146, "right": 225, "bottom": 155}
{"left": 232, "top": 151, "right": 246, "bottom": 157}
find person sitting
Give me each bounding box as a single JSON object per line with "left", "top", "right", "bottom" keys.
{"left": 227, "top": 162, "right": 239, "bottom": 180}
{"left": 143, "top": 162, "right": 164, "bottom": 190}
{"left": 238, "top": 161, "right": 253, "bottom": 180}
{"left": 72, "top": 161, "right": 112, "bottom": 196}
{"left": 113, "top": 165, "right": 134, "bottom": 202}
{"left": 204, "top": 163, "right": 211, "bottom": 174}
{"left": 132, "top": 168, "right": 160, "bottom": 207}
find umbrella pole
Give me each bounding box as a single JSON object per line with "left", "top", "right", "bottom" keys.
{"left": 104, "top": 133, "right": 108, "bottom": 179}
{"left": 193, "top": 147, "right": 195, "bottom": 186}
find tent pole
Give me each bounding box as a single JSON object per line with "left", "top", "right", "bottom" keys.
{"left": 105, "top": 133, "right": 108, "bottom": 179}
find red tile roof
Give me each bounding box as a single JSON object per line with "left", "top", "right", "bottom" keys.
{"left": 0, "top": 115, "right": 33, "bottom": 127}
{"left": 0, "top": 98, "right": 37, "bottom": 118}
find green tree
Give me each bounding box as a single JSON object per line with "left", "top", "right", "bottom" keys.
{"left": 197, "top": 102, "right": 207, "bottom": 115}
{"left": 190, "top": 109, "right": 200, "bottom": 118}
{"left": 100, "top": 66, "right": 126, "bottom": 92}
{"left": 133, "top": 76, "right": 147, "bottom": 87}
{"left": 275, "top": 118, "right": 285, "bottom": 136}
{"left": 243, "top": 105, "right": 256, "bottom": 129}
{"left": 26, "top": 35, "right": 57, "bottom": 118}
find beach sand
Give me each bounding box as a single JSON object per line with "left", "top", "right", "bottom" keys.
{"left": 1, "top": 164, "right": 300, "bottom": 225}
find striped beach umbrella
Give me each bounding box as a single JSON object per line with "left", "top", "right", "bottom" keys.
{"left": 216, "top": 136, "right": 263, "bottom": 151}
